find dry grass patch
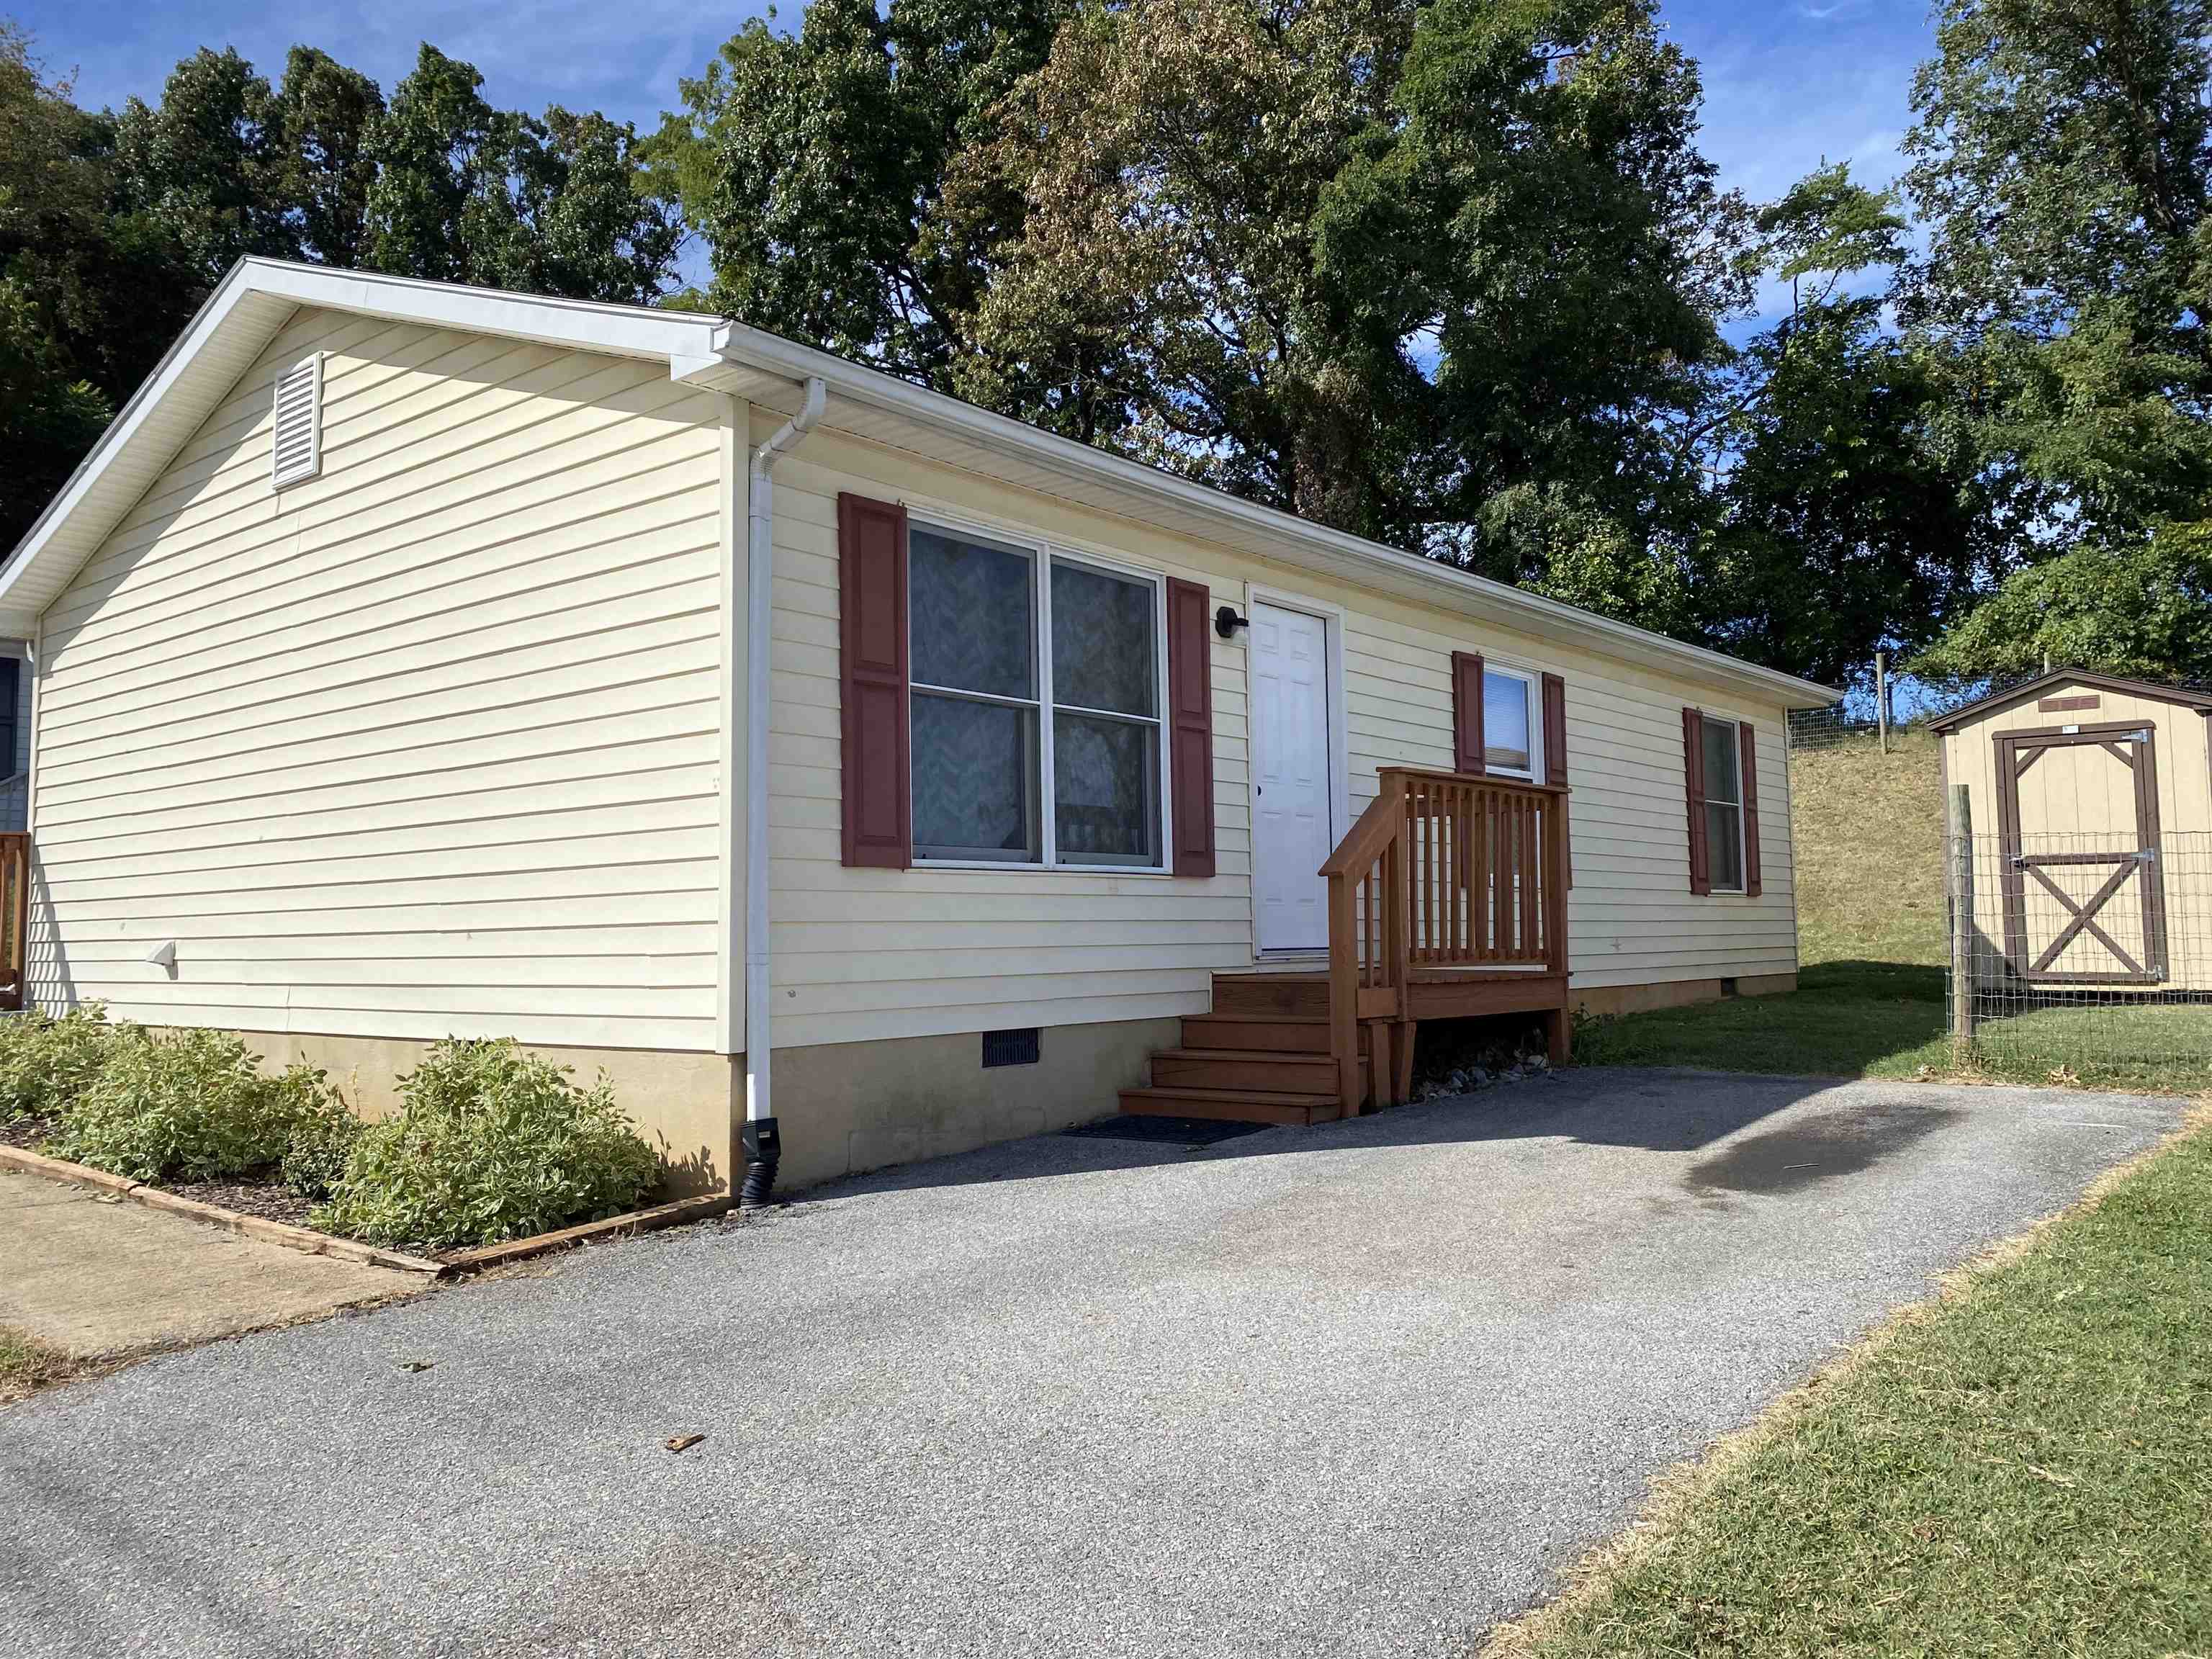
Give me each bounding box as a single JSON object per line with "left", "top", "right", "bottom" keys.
{"left": 1789, "top": 730, "right": 1946, "bottom": 968}
{"left": 0, "top": 1326, "right": 82, "bottom": 1405}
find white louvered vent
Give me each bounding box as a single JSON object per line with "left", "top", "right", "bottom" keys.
{"left": 271, "top": 354, "right": 323, "bottom": 489}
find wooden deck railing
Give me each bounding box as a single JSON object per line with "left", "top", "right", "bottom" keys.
{"left": 1321, "top": 770, "right": 1568, "bottom": 1113}
{"left": 0, "top": 833, "right": 27, "bottom": 1013}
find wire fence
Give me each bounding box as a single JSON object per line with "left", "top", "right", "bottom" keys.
{"left": 1786, "top": 672, "right": 2050, "bottom": 755}
{"left": 1945, "top": 827, "right": 2212, "bottom": 1089}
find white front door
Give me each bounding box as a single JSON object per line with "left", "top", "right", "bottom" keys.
{"left": 1249, "top": 601, "right": 1334, "bottom": 953}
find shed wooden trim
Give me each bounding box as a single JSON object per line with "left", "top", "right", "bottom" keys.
{"left": 1930, "top": 669, "right": 2212, "bottom": 732}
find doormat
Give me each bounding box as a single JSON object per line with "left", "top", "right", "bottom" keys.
{"left": 1063, "top": 1115, "right": 1274, "bottom": 1147}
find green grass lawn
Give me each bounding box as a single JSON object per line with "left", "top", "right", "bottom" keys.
{"left": 1500, "top": 1117, "right": 2212, "bottom": 1659}
{"left": 1575, "top": 962, "right": 2212, "bottom": 1092}
{"left": 1575, "top": 961, "right": 1953, "bottom": 1080}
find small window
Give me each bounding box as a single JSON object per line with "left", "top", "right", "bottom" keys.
{"left": 1482, "top": 666, "right": 1540, "bottom": 777}
{"left": 1701, "top": 716, "right": 1745, "bottom": 892}
{"left": 907, "top": 520, "right": 1166, "bottom": 870}
{"left": 271, "top": 355, "right": 323, "bottom": 489}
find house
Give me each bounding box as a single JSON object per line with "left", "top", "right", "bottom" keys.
{"left": 0, "top": 261, "right": 1832, "bottom": 1199}
{"left": 1935, "top": 669, "right": 2212, "bottom": 991}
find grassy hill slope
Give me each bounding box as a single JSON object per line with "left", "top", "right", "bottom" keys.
{"left": 1787, "top": 728, "right": 1946, "bottom": 968}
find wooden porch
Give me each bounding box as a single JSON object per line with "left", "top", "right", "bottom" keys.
{"left": 1121, "top": 769, "right": 1570, "bottom": 1124}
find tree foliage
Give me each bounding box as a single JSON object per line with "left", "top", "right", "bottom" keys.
{"left": 650, "top": 0, "right": 1071, "bottom": 377}
{"left": 1899, "top": 0, "right": 2212, "bottom": 683}
{"left": 0, "top": 26, "right": 680, "bottom": 554}
{"left": 9, "top": 6, "right": 2212, "bottom": 693}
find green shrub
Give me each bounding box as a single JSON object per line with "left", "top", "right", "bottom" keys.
{"left": 313, "top": 1038, "right": 658, "bottom": 1251}
{"left": 279, "top": 1091, "right": 364, "bottom": 1201}
{"left": 0, "top": 1003, "right": 116, "bottom": 1121}
{"left": 48, "top": 1028, "right": 340, "bottom": 1184}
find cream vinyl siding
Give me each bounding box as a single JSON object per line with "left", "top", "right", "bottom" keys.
{"left": 762, "top": 421, "right": 1797, "bottom": 1048}
{"left": 30, "top": 307, "right": 729, "bottom": 1050}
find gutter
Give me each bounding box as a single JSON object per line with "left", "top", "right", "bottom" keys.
{"left": 737, "top": 374, "right": 826, "bottom": 1209}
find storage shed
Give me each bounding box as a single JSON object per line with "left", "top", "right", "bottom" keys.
{"left": 1935, "top": 670, "right": 2212, "bottom": 989}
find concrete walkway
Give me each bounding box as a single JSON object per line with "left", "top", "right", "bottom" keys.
{"left": 0, "top": 1071, "right": 2188, "bottom": 1658}
{"left": 1, "top": 1170, "right": 416, "bottom": 1359}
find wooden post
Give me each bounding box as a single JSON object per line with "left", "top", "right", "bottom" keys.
{"left": 1328, "top": 868, "right": 1362, "bottom": 1116}
{"left": 1948, "top": 784, "right": 1975, "bottom": 1046}
{"left": 1876, "top": 652, "right": 1890, "bottom": 753}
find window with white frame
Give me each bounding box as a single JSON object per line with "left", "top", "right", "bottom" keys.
{"left": 1482, "top": 665, "right": 1541, "bottom": 778}
{"left": 1700, "top": 715, "right": 1746, "bottom": 891}
{"left": 907, "top": 521, "right": 1166, "bottom": 868}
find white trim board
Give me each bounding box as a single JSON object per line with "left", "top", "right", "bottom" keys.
{"left": 4, "top": 258, "right": 1831, "bottom": 714}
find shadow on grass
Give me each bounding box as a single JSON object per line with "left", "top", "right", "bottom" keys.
{"left": 1578, "top": 959, "right": 2212, "bottom": 1094}
{"left": 1574, "top": 961, "right": 1952, "bottom": 1081}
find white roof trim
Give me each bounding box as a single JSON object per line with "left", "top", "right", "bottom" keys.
{"left": 3, "top": 258, "right": 1830, "bottom": 706}
{"left": 701, "top": 319, "right": 1833, "bottom": 706}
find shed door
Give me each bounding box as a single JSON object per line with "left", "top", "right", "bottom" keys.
{"left": 1996, "top": 724, "right": 2169, "bottom": 984}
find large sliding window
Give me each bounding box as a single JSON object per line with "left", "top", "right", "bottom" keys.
{"left": 908, "top": 520, "right": 1166, "bottom": 870}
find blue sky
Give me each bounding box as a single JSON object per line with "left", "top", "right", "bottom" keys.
{"left": 12, "top": 0, "right": 1936, "bottom": 319}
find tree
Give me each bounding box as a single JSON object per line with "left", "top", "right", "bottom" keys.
{"left": 945, "top": 0, "right": 1418, "bottom": 534}
{"left": 1900, "top": 0, "right": 2212, "bottom": 680}
{"left": 112, "top": 48, "right": 296, "bottom": 282}
{"left": 363, "top": 45, "right": 680, "bottom": 304}
{"left": 1691, "top": 163, "right": 1992, "bottom": 686}
{"left": 1913, "top": 519, "right": 2212, "bottom": 682}
{"left": 1317, "top": 0, "right": 1753, "bottom": 564}
{"left": 264, "top": 48, "right": 385, "bottom": 269}
{"left": 653, "top": 0, "right": 1071, "bottom": 378}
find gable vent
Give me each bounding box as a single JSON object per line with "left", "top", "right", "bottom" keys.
{"left": 271, "top": 355, "right": 323, "bottom": 489}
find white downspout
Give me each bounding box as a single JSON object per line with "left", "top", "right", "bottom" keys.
{"left": 739, "top": 374, "right": 825, "bottom": 1208}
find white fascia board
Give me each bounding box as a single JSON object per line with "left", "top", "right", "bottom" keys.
{"left": 0, "top": 269, "right": 266, "bottom": 622}
{"left": 706, "top": 318, "right": 1835, "bottom": 709}
{"left": 240, "top": 260, "right": 721, "bottom": 362}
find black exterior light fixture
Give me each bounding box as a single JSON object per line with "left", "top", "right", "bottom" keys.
{"left": 1214, "top": 605, "right": 1249, "bottom": 640}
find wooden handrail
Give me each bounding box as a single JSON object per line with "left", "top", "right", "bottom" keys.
{"left": 1319, "top": 788, "right": 1404, "bottom": 878}
{"left": 1322, "top": 770, "right": 1569, "bottom": 1115}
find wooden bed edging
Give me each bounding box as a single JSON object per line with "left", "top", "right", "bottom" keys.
{"left": 0, "top": 1143, "right": 732, "bottom": 1279}
{"left": 436, "top": 1193, "right": 734, "bottom": 1276}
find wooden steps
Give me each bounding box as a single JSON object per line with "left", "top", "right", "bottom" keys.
{"left": 1116, "top": 1084, "right": 1339, "bottom": 1128}
{"left": 1120, "top": 974, "right": 1351, "bottom": 1126}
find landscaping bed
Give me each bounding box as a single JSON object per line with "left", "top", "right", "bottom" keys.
{"left": 0, "top": 1010, "right": 721, "bottom": 1272}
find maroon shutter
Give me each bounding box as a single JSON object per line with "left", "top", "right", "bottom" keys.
{"left": 1452, "top": 652, "right": 1485, "bottom": 773}
{"left": 839, "top": 492, "right": 910, "bottom": 868}
{"left": 1683, "top": 706, "right": 1710, "bottom": 895}
{"left": 1740, "top": 719, "right": 1762, "bottom": 898}
{"left": 1541, "top": 673, "right": 1567, "bottom": 787}
{"left": 1542, "top": 671, "right": 1570, "bottom": 888}
{"left": 1166, "top": 578, "right": 1215, "bottom": 876}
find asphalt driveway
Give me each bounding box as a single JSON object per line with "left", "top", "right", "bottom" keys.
{"left": 0, "top": 1069, "right": 2187, "bottom": 1658}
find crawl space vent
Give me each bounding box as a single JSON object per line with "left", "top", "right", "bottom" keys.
{"left": 981, "top": 1028, "right": 1040, "bottom": 1069}
{"left": 271, "top": 355, "right": 323, "bottom": 488}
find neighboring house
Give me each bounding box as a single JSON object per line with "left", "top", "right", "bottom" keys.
{"left": 1936, "top": 669, "right": 2212, "bottom": 992}
{"left": 0, "top": 261, "right": 1831, "bottom": 1198}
